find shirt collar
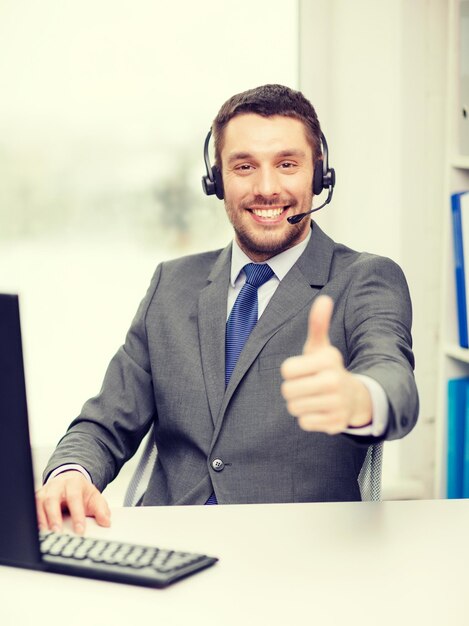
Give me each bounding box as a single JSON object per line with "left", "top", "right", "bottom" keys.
{"left": 230, "top": 229, "right": 312, "bottom": 286}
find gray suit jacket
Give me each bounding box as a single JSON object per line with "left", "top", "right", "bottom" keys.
{"left": 45, "top": 223, "right": 419, "bottom": 503}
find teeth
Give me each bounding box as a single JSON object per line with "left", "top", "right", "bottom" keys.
{"left": 251, "top": 207, "right": 283, "bottom": 218}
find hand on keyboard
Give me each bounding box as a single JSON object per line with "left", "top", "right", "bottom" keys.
{"left": 36, "top": 470, "right": 111, "bottom": 535}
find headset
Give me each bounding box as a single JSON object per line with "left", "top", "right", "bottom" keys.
{"left": 201, "top": 128, "right": 336, "bottom": 224}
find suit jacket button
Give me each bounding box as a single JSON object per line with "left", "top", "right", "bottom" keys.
{"left": 211, "top": 458, "right": 225, "bottom": 472}
{"left": 401, "top": 416, "right": 409, "bottom": 427}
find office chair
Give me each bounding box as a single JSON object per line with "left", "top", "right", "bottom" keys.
{"left": 124, "top": 430, "right": 384, "bottom": 505}
{"left": 124, "top": 429, "right": 157, "bottom": 507}
{"left": 357, "top": 442, "right": 384, "bottom": 501}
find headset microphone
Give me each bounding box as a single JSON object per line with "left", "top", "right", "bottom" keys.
{"left": 287, "top": 192, "right": 333, "bottom": 224}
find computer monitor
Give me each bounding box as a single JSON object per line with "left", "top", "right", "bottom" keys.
{"left": 0, "top": 293, "right": 43, "bottom": 570}
{"left": 0, "top": 293, "right": 217, "bottom": 587}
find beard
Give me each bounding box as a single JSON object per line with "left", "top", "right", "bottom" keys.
{"left": 234, "top": 218, "right": 306, "bottom": 258}
{"left": 224, "top": 193, "right": 312, "bottom": 259}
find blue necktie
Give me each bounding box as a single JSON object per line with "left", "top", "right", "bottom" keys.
{"left": 225, "top": 263, "right": 275, "bottom": 386}
{"left": 206, "top": 262, "right": 274, "bottom": 506}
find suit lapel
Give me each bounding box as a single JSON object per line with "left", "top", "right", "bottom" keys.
{"left": 198, "top": 244, "right": 232, "bottom": 426}
{"left": 220, "top": 223, "right": 336, "bottom": 423}
{"left": 198, "top": 224, "right": 336, "bottom": 435}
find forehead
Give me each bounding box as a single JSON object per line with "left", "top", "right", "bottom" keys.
{"left": 221, "top": 113, "right": 312, "bottom": 160}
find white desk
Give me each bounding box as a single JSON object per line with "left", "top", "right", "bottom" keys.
{"left": 1, "top": 499, "right": 468, "bottom": 626}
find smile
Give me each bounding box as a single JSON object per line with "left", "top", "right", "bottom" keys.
{"left": 249, "top": 206, "right": 290, "bottom": 219}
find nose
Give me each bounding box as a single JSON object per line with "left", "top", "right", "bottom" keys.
{"left": 252, "top": 166, "right": 281, "bottom": 198}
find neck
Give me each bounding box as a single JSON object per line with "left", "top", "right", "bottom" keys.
{"left": 235, "top": 228, "right": 311, "bottom": 264}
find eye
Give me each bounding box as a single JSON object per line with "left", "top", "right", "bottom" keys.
{"left": 279, "top": 161, "right": 297, "bottom": 170}
{"left": 234, "top": 163, "right": 255, "bottom": 174}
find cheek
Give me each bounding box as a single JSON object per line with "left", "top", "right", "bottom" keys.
{"left": 294, "top": 182, "right": 314, "bottom": 208}
{"left": 223, "top": 177, "right": 250, "bottom": 205}
{"left": 289, "top": 174, "right": 313, "bottom": 195}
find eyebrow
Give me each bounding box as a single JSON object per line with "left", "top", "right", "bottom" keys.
{"left": 226, "top": 149, "right": 307, "bottom": 164}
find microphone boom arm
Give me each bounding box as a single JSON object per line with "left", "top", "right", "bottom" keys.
{"left": 287, "top": 185, "right": 334, "bottom": 224}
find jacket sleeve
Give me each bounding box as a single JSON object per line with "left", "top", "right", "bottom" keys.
{"left": 342, "top": 254, "right": 419, "bottom": 445}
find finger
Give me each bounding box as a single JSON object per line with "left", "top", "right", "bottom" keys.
{"left": 285, "top": 393, "right": 340, "bottom": 417}
{"left": 281, "top": 370, "right": 341, "bottom": 402}
{"left": 35, "top": 490, "right": 49, "bottom": 531}
{"left": 281, "top": 347, "right": 342, "bottom": 380}
{"left": 86, "top": 489, "right": 111, "bottom": 528}
{"left": 297, "top": 413, "right": 345, "bottom": 434}
{"left": 303, "top": 295, "right": 334, "bottom": 354}
{"left": 65, "top": 481, "right": 88, "bottom": 535}
{"left": 41, "top": 484, "right": 65, "bottom": 532}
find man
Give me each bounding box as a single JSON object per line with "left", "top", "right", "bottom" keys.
{"left": 37, "top": 84, "right": 419, "bottom": 535}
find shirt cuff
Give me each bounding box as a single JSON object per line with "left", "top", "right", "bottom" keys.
{"left": 343, "top": 374, "right": 389, "bottom": 437}
{"left": 46, "top": 464, "right": 93, "bottom": 484}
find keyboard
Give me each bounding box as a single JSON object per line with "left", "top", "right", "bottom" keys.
{"left": 39, "top": 530, "right": 218, "bottom": 588}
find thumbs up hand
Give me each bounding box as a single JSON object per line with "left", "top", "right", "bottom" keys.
{"left": 280, "top": 295, "right": 372, "bottom": 434}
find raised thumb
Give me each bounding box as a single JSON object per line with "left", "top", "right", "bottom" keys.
{"left": 303, "top": 295, "right": 334, "bottom": 354}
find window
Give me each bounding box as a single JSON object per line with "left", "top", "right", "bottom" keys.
{"left": 0, "top": 0, "right": 298, "bottom": 446}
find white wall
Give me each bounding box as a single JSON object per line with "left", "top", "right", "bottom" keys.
{"left": 299, "top": 0, "right": 448, "bottom": 497}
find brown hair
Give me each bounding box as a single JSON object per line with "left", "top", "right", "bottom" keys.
{"left": 212, "top": 84, "right": 322, "bottom": 166}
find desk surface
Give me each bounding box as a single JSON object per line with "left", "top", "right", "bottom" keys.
{"left": 1, "top": 499, "right": 468, "bottom": 626}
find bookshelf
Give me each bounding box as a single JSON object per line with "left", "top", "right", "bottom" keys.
{"left": 435, "top": 0, "right": 469, "bottom": 497}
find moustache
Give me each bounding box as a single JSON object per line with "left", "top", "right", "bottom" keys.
{"left": 240, "top": 195, "right": 297, "bottom": 210}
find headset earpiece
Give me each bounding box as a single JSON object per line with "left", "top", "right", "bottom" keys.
{"left": 201, "top": 130, "right": 225, "bottom": 200}
{"left": 313, "top": 161, "right": 324, "bottom": 196}
{"left": 201, "top": 165, "right": 224, "bottom": 200}
{"left": 312, "top": 131, "right": 335, "bottom": 196}
{"left": 212, "top": 165, "right": 224, "bottom": 200}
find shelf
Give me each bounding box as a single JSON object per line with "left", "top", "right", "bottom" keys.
{"left": 451, "top": 155, "right": 469, "bottom": 170}
{"left": 444, "top": 343, "right": 469, "bottom": 362}
{"left": 435, "top": 0, "right": 468, "bottom": 499}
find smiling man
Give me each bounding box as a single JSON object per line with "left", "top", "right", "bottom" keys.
{"left": 38, "top": 85, "right": 419, "bottom": 534}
